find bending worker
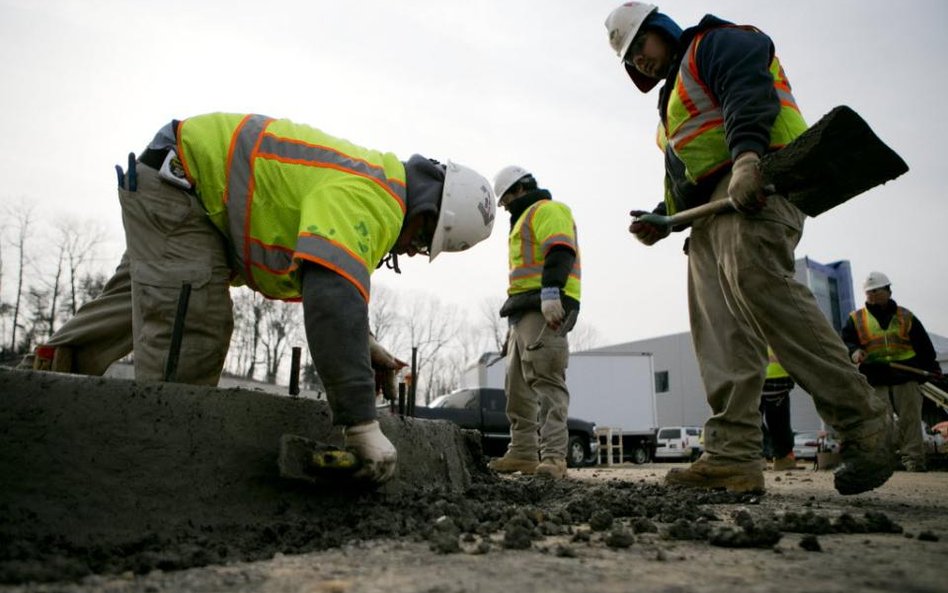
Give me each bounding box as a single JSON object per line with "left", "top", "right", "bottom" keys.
{"left": 604, "top": 3, "right": 895, "bottom": 495}
{"left": 842, "top": 271, "right": 941, "bottom": 472}
{"left": 29, "top": 113, "right": 496, "bottom": 484}
{"left": 488, "top": 166, "right": 580, "bottom": 480}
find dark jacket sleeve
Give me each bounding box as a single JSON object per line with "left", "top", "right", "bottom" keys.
{"left": 541, "top": 246, "right": 575, "bottom": 289}
{"left": 908, "top": 316, "right": 940, "bottom": 374}
{"left": 841, "top": 313, "right": 862, "bottom": 354}
{"left": 696, "top": 26, "right": 780, "bottom": 159}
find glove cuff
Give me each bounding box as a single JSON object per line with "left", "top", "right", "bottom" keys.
{"left": 345, "top": 420, "right": 380, "bottom": 436}
{"left": 540, "top": 287, "right": 560, "bottom": 301}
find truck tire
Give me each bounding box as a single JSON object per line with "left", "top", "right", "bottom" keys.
{"left": 631, "top": 447, "right": 649, "bottom": 465}
{"left": 567, "top": 435, "right": 588, "bottom": 468}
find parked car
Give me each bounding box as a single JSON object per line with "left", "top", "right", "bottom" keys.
{"left": 654, "top": 426, "right": 703, "bottom": 461}
{"left": 792, "top": 430, "right": 839, "bottom": 460}
{"left": 413, "top": 388, "right": 598, "bottom": 467}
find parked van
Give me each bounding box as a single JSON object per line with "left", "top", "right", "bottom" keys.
{"left": 654, "top": 426, "right": 703, "bottom": 461}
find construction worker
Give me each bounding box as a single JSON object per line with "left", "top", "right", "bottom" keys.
{"left": 842, "top": 272, "right": 941, "bottom": 472}
{"left": 28, "top": 113, "right": 496, "bottom": 484}
{"left": 488, "top": 166, "right": 580, "bottom": 480}
{"left": 761, "top": 347, "right": 800, "bottom": 471}
{"left": 604, "top": 3, "right": 895, "bottom": 494}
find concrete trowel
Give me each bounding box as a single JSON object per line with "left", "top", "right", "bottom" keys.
{"left": 633, "top": 105, "right": 910, "bottom": 228}
{"left": 278, "top": 434, "right": 365, "bottom": 485}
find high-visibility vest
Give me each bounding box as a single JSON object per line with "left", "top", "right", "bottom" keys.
{"left": 765, "top": 346, "right": 789, "bottom": 379}
{"left": 508, "top": 200, "right": 581, "bottom": 301}
{"left": 850, "top": 307, "right": 917, "bottom": 363}
{"left": 176, "top": 114, "right": 406, "bottom": 302}
{"left": 658, "top": 26, "right": 808, "bottom": 214}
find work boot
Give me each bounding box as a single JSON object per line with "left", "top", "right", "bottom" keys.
{"left": 665, "top": 455, "right": 765, "bottom": 494}
{"left": 488, "top": 454, "right": 538, "bottom": 475}
{"left": 772, "top": 453, "right": 801, "bottom": 471}
{"left": 903, "top": 460, "right": 928, "bottom": 473}
{"left": 535, "top": 457, "right": 567, "bottom": 479}
{"left": 833, "top": 421, "right": 896, "bottom": 495}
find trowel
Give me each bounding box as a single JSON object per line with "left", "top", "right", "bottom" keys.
{"left": 633, "top": 105, "right": 910, "bottom": 228}
{"left": 277, "top": 434, "right": 364, "bottom": 485}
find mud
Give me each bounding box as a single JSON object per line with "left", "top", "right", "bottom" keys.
{"left": 1, "top": 368, "right": 945, "bottom": 592}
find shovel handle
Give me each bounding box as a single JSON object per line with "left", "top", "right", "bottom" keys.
{"left": 889, "top": 362, "right": 940, "bottom": 379}
{"left": 634, "top": 199, "right": 735, "bottom": 228}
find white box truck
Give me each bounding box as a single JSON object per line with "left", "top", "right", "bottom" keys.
{"left": 461, "top": 350, "right": 659, "bottom": 464}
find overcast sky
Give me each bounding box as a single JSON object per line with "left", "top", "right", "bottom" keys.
{"left": 1, "top": 0, "right": 946, "bottom": 348}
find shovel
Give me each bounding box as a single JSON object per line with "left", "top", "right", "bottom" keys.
{"left": 634, "top": 105, "right": 909, "bottom": 228}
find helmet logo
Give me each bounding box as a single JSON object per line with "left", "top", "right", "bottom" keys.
{"left": 477, "top": 186, "right": 495, "bottom": 226}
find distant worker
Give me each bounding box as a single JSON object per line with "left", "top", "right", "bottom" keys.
{"left": 28, "top": 113, "right": 496, "bottom": 485}
{"left": 842, "top": 272, "right": 941, "bottom": 472}
{"left": 760, "top": 347, "right": 800, "bottom": 471}
{"left": 604, "top": 2, "right": 895, "bottom": 495}
{"left": 488, "top": 166, "right": 581, "bottom": 480}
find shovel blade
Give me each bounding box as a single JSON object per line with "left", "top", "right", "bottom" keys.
{"left": 761, "top": 105, "right": 909, "bottom": 217}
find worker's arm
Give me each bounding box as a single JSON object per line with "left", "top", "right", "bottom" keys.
{"left": 300, "top": 263, "right": 376, "bottom": 427}
{"left": 840, "top": 314, "right": 868, "bottom": 363}
{"left": 908, "top": 316, "right": 941, "bottom": 374}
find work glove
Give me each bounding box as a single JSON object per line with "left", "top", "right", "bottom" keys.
{"left": 851, "top": 349, "right": 867, "bottom": 364}
{"left": 629, "top": 210, "right": 670, "bottom": 246}
{"left": 345, "top": 420, "right": 397, "bottom": 485}
{"left": 540, "top": 287, "right": 566, "bottom": 329}
{"left": 728, "top": 152, "right": 766, "bottom": 214}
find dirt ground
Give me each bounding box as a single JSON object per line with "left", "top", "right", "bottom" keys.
{"left": 3, "top": 462, "right": 944, "bottom": 593}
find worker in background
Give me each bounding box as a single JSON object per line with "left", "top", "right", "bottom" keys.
{"left": 488, "top": 166, "right": 581, "bottom": 480}
{"left": 761, "top": 346, "right": 800, "bottom": 471}
{"left": 28, "top": 113, "right": 496, "bottom": 485}
{"left": 604, "top": 2, "right": 895, "bottom": 495}
{"left": 842, "top": 271, "right": 941, "bottom": 472}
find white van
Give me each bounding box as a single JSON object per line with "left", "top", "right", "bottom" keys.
{"left": 654, "top": 426, "right": 703, "bottom": 461}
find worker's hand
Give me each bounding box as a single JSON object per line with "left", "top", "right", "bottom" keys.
{"left": 851, "top": 349, "right": 867, "bottom": 364}
{"left": 345, "top": 420, "right": 397, "bottom": 485}
{"left": 728, "top": 152, "right": 766, "bottom": 214}
{"left": 375, "top": 368, "right": 398, "bottom": 401}
{"left": 629, "top": 210, "right": 670, "bottom": 245}
{"left": 540, "top": 287, "right": 565, "bottom": 329}
{"left": 369, "top": 335, "right": 407, "bottom": 370}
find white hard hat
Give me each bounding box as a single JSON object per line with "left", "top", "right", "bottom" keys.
{"left": 493, "top": 165, "right": 531, "bottom": 205}
{"left": 863, "top": 271, "right": 892, "bottom": 292}
{"left": 429, "top": 161, "right": 495, "bottom": 261}
{"left": 605, "top": 2, "right": 658, "bottom": 59}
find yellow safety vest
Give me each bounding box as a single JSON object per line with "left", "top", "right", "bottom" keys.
{"left": 658, "top": 26, "right": 808, "bottom": 214}
{"left": 175, "top": 114, "right": 406, "bottom": 302}
{"left": 850, "top": 307, "right": 916, "bottom": 363}
{"left": 508, "top": 200, "right": 581, "bottom": 301}
{"left": 765, "top": 346, "right": 789, "bottom": 379}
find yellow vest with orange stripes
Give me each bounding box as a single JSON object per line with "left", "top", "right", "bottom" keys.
{"left": 850, "top": 307, "right": 917, "bottom": 363}
{"left": 657, "top": 27, "right": 808, "bottom": 214}
{"left": 175, "top": 113, "right": 406, "bottom": 302}
{"left": 508, "top": 200, "right": 581, "bottom": 302}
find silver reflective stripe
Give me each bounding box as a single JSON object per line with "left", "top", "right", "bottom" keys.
{"left": 510, "top": 264, "right": 543, "bottom": 280}
{"left": 541, "top": 233, "right": 576, "bottom": 254}
{"left": 296, "top": 234, "right": 371, "bottom": 299}
{"left": 248, "top": 240, "right": 294, "bottom": 275}
{"left": 226, "top": 114, "right": 274, "bottom": 290}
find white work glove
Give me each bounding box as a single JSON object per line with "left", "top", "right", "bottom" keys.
{"left": 540, "top": 287, "right": 566, "bottom": 329}
{"left": 345, "top": 420, "right": 397, "bottom": 484}
{"left": 851, "top": 349, "right": 867, "bottom": 364}
{"left": 728, "top": 152, "right": 766, "bottom": 214}
{"left": 629, "top": 210, "right": 671, "bottom": 246}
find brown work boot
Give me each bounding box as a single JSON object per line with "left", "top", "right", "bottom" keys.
{"left": 772, "top": 453, "right": 801, "bottom": 471}
{"left": 488, "top": 454, "right": 538, "bottom": 475}
{"left": 834, "top": 420, "right": 896, "bottom": 495}
{"left": 535, "top": 457, "right": 567, "bottom": 479}
{"left": 665, "top": 455, "right": 765, "bottom": 494}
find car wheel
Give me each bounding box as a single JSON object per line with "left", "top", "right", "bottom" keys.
{"left": 631, "top": 447, "right": 649, "bottom": 465}
{"left": 567, "top": 435, "right": 587, "bottom": 468}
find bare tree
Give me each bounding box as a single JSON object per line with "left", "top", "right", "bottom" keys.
{"left": 368, "top": 283, "right": 402, "bottom": 344}
{"left": 401, "top": 294, "right": 462, "bottom": 404}
{"left": 479, "top": 296, "right": 508, "bottom": 353}
{"left": 54, "top": 217, "right": 105, "bottom": 316}
{"left": 227, "top": 288, "right": 263, "bottom": 379}
{"left": 260, "top": 299, "right": 302, "bottom": 384}
{"left": 7, "top": 204, "right": 35, "bottom": 352}
{"left": 568, "top": 319, "right": 602, "bottom": 353}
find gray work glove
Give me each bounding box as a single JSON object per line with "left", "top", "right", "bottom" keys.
{"left": 629, "top": 210, "right": 670, "bottom": 245}
{"left": 540, "top": 287, "right": 566, "bottom": 329}
{"left": 345, "top": 420, "right": 397, "bottom": 484}
{"left": 728, "top": 152, "right": 766, "bottom": 214}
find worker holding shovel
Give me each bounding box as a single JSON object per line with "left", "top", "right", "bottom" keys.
{"left": 842, "top": 272, "right": 941, "bottom": 472}
{"left": 604, "top": 3, "right": 898, "bottom": 495}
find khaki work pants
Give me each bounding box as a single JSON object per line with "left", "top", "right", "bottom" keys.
{"left": 687, "top": 175, "right": 890, "bottom": 463}
{"left": 504, "top": 311, "right": 571, "bottom": 462}
{"left": 44, "top": 164, "right": 233, "bottom": 385}
{"left": 874, "top": 382, "right": 924, "bottom": 466}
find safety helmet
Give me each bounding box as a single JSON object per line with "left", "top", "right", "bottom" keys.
{"left": 429, "top": 161, "right": 495, "bottom": 261}
{"left": 605, "top": 2, "right": 658, "bottom": 60}
{"left": 863, "top": 271, "right": 892, "bottom": 292}
{"left": 493, "top": 165, "right": 531, "bottom": 206}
